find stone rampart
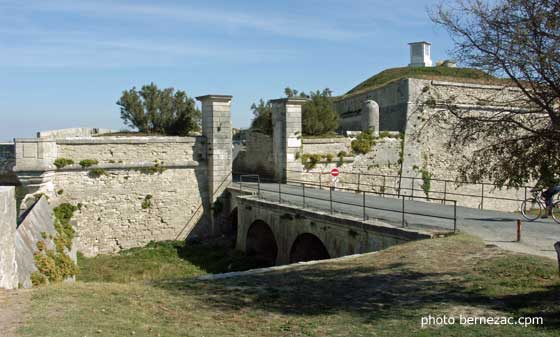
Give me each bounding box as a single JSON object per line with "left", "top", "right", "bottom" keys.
{"left": 302, "top": 137, "right": 351, "bottom": 155}
{"left": 334, "top": 79, "right": 408, "bottom": 132}
{"left": 0, "top": 143, "right": 17, "bottom": 184}
{"left": 37, "top": 127, "right": 116, "bottom": 139}
{"left": 284, "top": 78, "right": 528, "bottom": 211}
{"left": 50, "top": 137, "right": 208, "bottom": 256}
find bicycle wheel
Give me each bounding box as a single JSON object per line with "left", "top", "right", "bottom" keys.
{"left": 552, "top": 201, "right": 560, "bottom": 224}
{"left": 520, "top": 198, "right": 542, "bottom": 221}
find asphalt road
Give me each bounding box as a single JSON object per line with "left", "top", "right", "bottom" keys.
{"left": 233, "top": 181, "right": 560, "bottom": 259}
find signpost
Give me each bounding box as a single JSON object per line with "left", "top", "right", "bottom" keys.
{"left": 330, "top": 168, "right": 340, "bottom": 189}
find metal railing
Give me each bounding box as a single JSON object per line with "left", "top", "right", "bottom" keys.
{"left": 286, "top": 169, "right": 535, "bottom": 210}
{"left": 238, "top": 175, "right": 458, "bottom": 232}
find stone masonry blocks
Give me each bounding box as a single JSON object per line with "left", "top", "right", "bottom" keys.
{"left": 0, "top": 186, "right": 18, "bottom": 289}
{"left": 271, "top": 97, "right": 307, "bottom": 182}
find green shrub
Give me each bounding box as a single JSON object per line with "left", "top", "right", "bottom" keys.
{"left": 142, "top": 195, "right": 153, "bottom": 209}
{"left": 33, "top": 203, "right": 79, "bottom": 286}
{"left": 138, "top": 163, "right": 166, "bottom": 175}
{"left": 301, "top": 153, "right": 323, "bottom": 170}
{"left": 53, "top": 158, "right": 74, "bottom": 169}
{"left": 88, "top": 168, "right": 107, "bottom": 178}
{"left": 79, "top": 159, "right": 99, "bottom": 168}
{"left": 420, "top": 169, "right": 432, "bottom": 196}
{"left": 30, "top": 271, "right": 47, "bottom": 286}
{"left": 53, "top": 203, "right": 77, "bottom": 249}
{"left": 351, "top": 130, "right": 375, "bottom": 154}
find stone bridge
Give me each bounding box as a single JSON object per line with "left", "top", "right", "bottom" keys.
{"left": 225, "top": 187, "right": 432, "bottom": 266}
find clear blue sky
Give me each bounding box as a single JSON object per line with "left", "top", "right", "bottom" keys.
{"left": 0, "top": 0, "right": 454, "bottom": 140}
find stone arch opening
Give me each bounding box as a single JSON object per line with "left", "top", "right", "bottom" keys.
{"left": 245, "top": 220, "right": 278, "bottom": 267}
{"left": 289, "top": 233, "right": 330, "bottom": 264}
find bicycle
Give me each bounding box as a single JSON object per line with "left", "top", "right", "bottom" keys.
{"left": 520, "top": 189, "right": 560, "bottom": 223}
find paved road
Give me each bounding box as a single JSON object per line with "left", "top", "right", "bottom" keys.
{"left": 233, "top": 181, "right": 560, "bottom": 259}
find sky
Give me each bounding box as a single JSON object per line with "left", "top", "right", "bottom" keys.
{"left": 0, "top": 0, "right": 455, "bottom": 140}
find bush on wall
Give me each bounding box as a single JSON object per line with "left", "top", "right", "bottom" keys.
{"left": 117, "top": 83, "right": 201, "bottom": 136}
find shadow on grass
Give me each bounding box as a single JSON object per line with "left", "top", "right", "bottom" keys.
{"left": 154, "top": 261, "right": 560, "bottom": 332}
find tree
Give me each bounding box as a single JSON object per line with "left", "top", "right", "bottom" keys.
{"left": 429, "top": 0, "right": 560, "bottom": 187}
{"left": 301, "top": 88, "right": 338, "bottom": 136}
{"left": 250, "top": 99, "right": 273, "bottom": 135}
{"left": 250, "top": 87, "right": 338, "bottom": 136}
{"left": 117, "top": 83, "right": 200, "bottom": 136}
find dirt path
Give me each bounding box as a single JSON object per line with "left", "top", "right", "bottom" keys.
{"left": 0, "top": 289, "right": 30, "bottom": 337}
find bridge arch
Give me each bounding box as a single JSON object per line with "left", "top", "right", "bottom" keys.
{"left": 245, "top": 220, "right": 278, "bottom": 267}
{"left": 289, "top": 233, "right": 330, "bottom": 264}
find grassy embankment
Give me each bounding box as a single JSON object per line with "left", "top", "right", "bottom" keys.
{"left": 20, "top": 234, "right": 560, "bottom": 337}
{"left": 343, "top": 66, "right": 509, "bottom": 97}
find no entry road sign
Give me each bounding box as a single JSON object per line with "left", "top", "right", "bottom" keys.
{"left": 330, "top": 168, "right": 340, "bottom": 177}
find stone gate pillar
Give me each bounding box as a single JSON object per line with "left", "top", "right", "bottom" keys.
{"left": 13, "top": 138, "right": 58, "bottom": 211}
{"left": 0, "top": 186, "right": 18, "bottom": 289}
{"left": 270, "top": 97, "right": 307, "bottom": 182}
{"left": 197, "top": 94, "right": 233, "bottom": 235}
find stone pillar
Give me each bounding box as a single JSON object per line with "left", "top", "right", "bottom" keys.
{"left": 0, "top": 186, "right": 18, "bottom": 289}
{"left": 13, "top": 138, "right": 58, "bottom": 211}
{"left": 197, "top": 94, "right": 233, "bottom": 235}
{"left": 271, "top": 97, "right": 307, "bottom": 182}
{"left": 362, "top": 100, "right": 380, "bottom": 136}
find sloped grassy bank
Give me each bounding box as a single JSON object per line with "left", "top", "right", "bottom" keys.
{"left": 20, "top": 234, "right": 560, "bottom": 337}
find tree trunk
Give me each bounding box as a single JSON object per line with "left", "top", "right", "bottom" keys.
{"left": 555, "top": 241, "right": 560, "bottom": 275}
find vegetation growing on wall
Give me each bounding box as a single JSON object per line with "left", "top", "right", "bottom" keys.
{"left": 337, "top": 151, "right": 348, "bottom": 166}
{"left": 88, "top": 168, "right": 107, "bottom": 178}
{"left": 137, "top": 162, "right": 166, "bottom": 175}
{"left": 79, "top": 159, "right": 99, "bottom": 168}
{"left": 420, "top": 169, "right": 432, "bottom": 197}
{"left": 300, "top": 153, "right": 337, "bottom": 170}
{"left": 141, "top": 195, "right": 153, "bottom": 209}
{"left": 53, "top": 158, "right": 74, "bottom": 169}
{"left": 300, "top": 153, "right": 322, "bottom": 170}
{"left": 351, "top": 130, "right": 375, "bottom": 154}
{"left": 32, "top": 203, "right": 79, "bottom": 286}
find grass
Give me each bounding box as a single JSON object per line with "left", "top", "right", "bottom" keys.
{"left": 343, "top": 66, "right": 509, "bottom": 96}
{"left": 20, "top": 234, "right": 560, "bottom": 337}
{"left": 77, "top": 239, "right": 259, "bottom": 283}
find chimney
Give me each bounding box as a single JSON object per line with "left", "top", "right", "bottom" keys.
{"left": 408, "top": 41, "right": 432, "bottom": 67}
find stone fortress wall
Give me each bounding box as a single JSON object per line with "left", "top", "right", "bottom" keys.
{"left": 0, "top": 142, "right": 17, "bottom": 184}
{"left": 2, "top": 95, "right": 233, "bottom": 257}
{"left": 264, "top": 78, "right": 530, "bottom": 212}
{"left": 52, "top": 136, "right": 208, "bottom": 256}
